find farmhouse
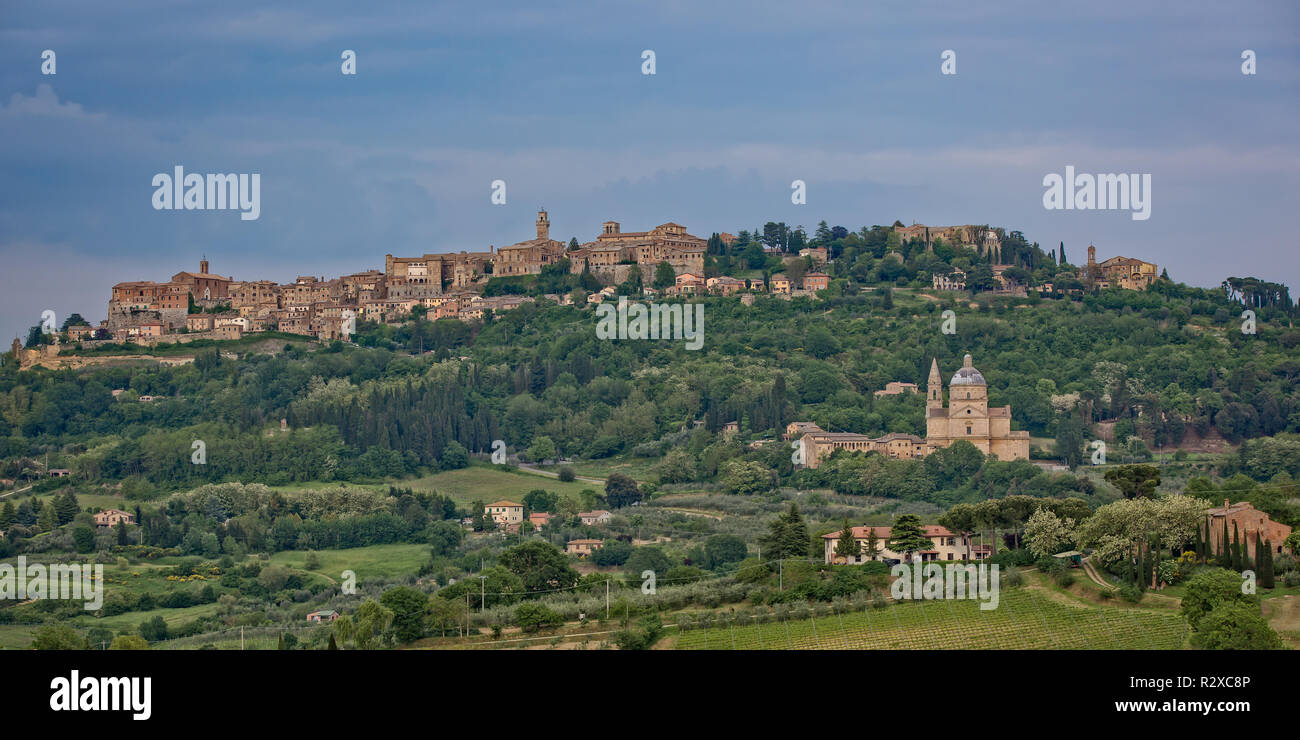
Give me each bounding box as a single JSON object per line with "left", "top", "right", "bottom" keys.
{"left": 307, "top": 610, "right": 339, "bottom": 623}
{"left": 93, "top": 509, "right": 135, "bottom": 527}
{"left": 485, "top": 500, "right": 524, "bottom": 527}
{"left": 1207, "top": 499, "right": 1291, "bottom": 560}
{"left": 822, "top": 524, "right": 992, "bottom": 565}
{"left": 578, "top": 510, "right": 612, "bottom": 526}
{"left": 565, "top": 539, "right": 604, "bottom": 557}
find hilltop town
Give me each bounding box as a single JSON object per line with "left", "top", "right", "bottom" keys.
{"left": 20, "top": 214, "right": 1161, "bottom": 355}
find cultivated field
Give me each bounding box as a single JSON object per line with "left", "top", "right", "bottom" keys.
{"left": 675, "top": 588, "right": 1188, "bottom": 650}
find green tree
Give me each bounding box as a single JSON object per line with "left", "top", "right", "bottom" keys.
{"left": 439, "top": 440, "right": 469, "bottom": 470}
{"left": 37, "top": 502, "right": 57, "bottom": 533}
{"left": 526, "top": 435, "right": 557, "bottom": 463}
{"left": 703, "top": 534, "right": 747, "bottom": 569}
{"left": 1259, "top": 536, "right": 1274, "bottom": 589}
{"left": 834, "top": 519, "right": 860, "bottom": 562}
{"left": 1191, "top": 602, "right": 1284, "bottom": 649}
{"left": 887, "top": 514, "right": 932, "bottom": 560}
{"left": 1180, "top": 567, "right": 1254, "bottom": 629}
{"left": 499, "top": 540, "right": 580, "bottom": 593}
{"left": 71, "top": 525, "right": 95, "bottom": 553}
{"left": 380, "top": 586, "right": 431, "bottom": 643}
{"left": 759, "top": 503, "right": 812, "bottom": 561}
{"left": 32, "top": 625, "right": 88, "bottom": 650}
{"left": 625, "top": 546, "right": 673, "bottom": 581}
{"left": 653, "top": 261, "right": 676, "bottom": 289}
{"left": 108, "top": 635, "right": 149, "bottom": 650}
{"left": 514, "top": 603, "right": 564, "bottom": 633}
{"left": 55, "top": 490, "right": 79, "bottom": 524}
{"left": 604, "top": 472, "right": 642, "bottom": 508}
{"left": 1103, "top": 465, "right": 1161, "bottom": 499}
{"left": 138, "top": 615, "right": 169, "bottom": 642}
{"left": 353, "top": 599, "right": 396, "bottom": 649}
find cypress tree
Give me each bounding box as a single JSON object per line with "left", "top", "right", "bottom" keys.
{"left": 1219, "top": 520, "right": 1231, "bottom": 568}
{"left": 1232, "top": 522, "right": 1242, "bottom": 571}
{"left": 1193, "top": 526, "right": 1203, "bottom": 562}
{"left": 1261, "top": 538, "right": 1275, "bottom": 589}
{"left": 328, "top": 634, "right": 339, "bottom": 650}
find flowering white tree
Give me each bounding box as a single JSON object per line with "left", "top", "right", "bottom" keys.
{"left": 1025, "top": 508, "right": 1075, "bottom": 558}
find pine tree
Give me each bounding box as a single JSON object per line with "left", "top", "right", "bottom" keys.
{"left": 1059, "top": 242, "right": 1067, "bottom": 265}
{"left": 55, "top": 490, "right": 79, "bottom": 525}
{"left": 37, "top": 502, "right": 57, "bottom": 533}
{"left": 865, "top": 527, "right": 881, "bottom": 561}
{"left": 328, "top": 633, "right": 338, "bottom": 650}
{"left": 887, "top": 514, "right": 932, "bottom": 561}
{"left": 834, "top": 519, "right": 860, "bottom": 563}
{"left": 0, "top": 500, "right": 14, "bottom": 530}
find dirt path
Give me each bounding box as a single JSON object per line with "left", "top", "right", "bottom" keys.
{"left": 1082, "top": 558, "right": 1118, "bottom": 591}
{"left": 515, "top": 464, "right": 606, "bottom": 485}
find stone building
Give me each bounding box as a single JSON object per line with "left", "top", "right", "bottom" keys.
{"left": 1206, "top": 500, "right": 1291, "bottom": 561}
{"left": 895, "top": 223, "right": 1000, "bottom": 257}
{"left": 1086, "top": 245, "right": 1158, "bottom": 290}
{"left": 570, "top": 219, "right": 706, "bottom": 279}
{"left": 492, "top": 210, "right": 568, "bottom": 277}
{"left": 925, "top": 354, "right": 1030, "bottom": 460}
{"left": 789, "top": 422, "right": 929, "bottom": 469}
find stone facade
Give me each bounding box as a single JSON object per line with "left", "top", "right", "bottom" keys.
{"left": 925, "top": 354, "right": 1030, "bottom": 460}
{"left": 1206, "top": 500, "right": 1291, "bottom": 561}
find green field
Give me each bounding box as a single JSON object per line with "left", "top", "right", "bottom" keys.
{"left": 675, "top": 588, "right": 1189, "bottom": 650}
{"left": 398, "top": 465, "right": 599, "bottom": 506}
{"left": 269, "top": 543, "right": 431, "bottom": 583}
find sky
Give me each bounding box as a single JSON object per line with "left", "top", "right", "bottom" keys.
{"left": 1, "top": 0, "right": 1298, "bottom": 342}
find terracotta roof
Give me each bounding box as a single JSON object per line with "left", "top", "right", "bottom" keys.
{"left": 486, "top": 500, "right": 523, "bottom": 508}
{"left": 822, "top": 524, "right": 955, "bottom": 540}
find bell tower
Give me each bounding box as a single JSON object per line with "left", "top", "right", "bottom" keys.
{"left": 926, "top": 357, "right": 943, "bottom": 407}
{"left": 536, "top": 210, "right": 550, "bottom": 241}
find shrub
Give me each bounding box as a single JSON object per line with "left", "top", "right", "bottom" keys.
{"left": 1118, "top": 584, "right": 1143, "bottom": 603}
{"left": 1002, "top": 566, "right": 1023, "bottom": 587}
{"left": 557, "top": 466, "right": 576, "bottom": 482}
{"left": 1052, "top": 570, "right": 1076, "bottom": 588}
{"left": 515, "top": 603, "right": 564, "bottom": 633}
{"left": 1181, "top": 567, "right": 1255, "bottom": 629}
{"left": 1191, "top": 603, "right": 1284, "bottom": 649}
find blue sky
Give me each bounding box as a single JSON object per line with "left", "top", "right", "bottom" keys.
{"left": 2, "top": 1, "right": 1298, "bottom": 341}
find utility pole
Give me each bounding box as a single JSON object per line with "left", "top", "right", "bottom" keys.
{"left": 605, "top": 578, "right": 610, "bottom": 618}
{"left": 240, "top": 626, "right": 244, "bottom": 651}
{"left": 480, "top": 574, "right": 486, "bottom": 613}
{"left": 779, "top": 559, "right": 783, "bottom": 592}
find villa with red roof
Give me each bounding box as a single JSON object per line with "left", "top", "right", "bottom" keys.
{"left": 485, "top": 500, "right": 524, "bottom": 528}
{"left": 821, "top": 524, "right": 993, "bottom": 565}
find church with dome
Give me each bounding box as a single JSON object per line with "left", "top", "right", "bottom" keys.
{"left": 925, "top": 353, "right": 1031, "bottom": 460}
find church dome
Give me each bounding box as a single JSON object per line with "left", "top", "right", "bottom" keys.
{"left": 950, "top": 354, "right": 986, "bottom": 386}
